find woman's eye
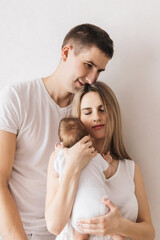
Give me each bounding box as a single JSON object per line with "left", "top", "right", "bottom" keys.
{"left": 99, "top": 109, "right": 104, "bottom": 112}
{"left": 84, "top": 112, "right": 91, "bottom": 115}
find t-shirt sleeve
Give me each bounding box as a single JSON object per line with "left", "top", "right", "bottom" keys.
{"left": 0, "top": 87, "right": 21, "bottom": 134}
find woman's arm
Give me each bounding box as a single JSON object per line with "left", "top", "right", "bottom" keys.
{"left": 119, "top": 163, "right": 155, "bottom": 240}
{"left": 77, "top": 163, "right": 155, "bottom": 240}
{"left": 45, "top": 136, "right": 96, "bottom": 235}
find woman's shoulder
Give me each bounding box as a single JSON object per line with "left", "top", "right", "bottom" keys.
{"left": 122, "top": 159, "right": 143, "bottom": 181}
{"left": 121, "top": 159, "right": 135, "bottom": 179}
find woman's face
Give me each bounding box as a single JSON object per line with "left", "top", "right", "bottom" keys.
{"left": 80, "top": 91, "right": 107, "bottom": 140}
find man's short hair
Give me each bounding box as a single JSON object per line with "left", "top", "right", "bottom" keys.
{"left": 62, "top": 23, "right": 114, "bottom": 59}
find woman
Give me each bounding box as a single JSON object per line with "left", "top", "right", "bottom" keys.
{"left": 45, "top": 82, "right": 155, "bottom": 240}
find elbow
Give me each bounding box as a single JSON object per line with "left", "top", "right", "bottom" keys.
{"left": 46, "top": 221, "right": 63, "bottom": 235}
{"left": 146, "top": 223, "right": 156, "bottom": 240}
{"left": 148, "top": 222, "right": 156, "bottom": 240}
{"left": 46, "top": 221, "right": 58, "bottom": 235}
{"left": 45, "top": 215, "right": 63, "bottom": 235}
{"left": 151, "top": 226, "right": 156, "bottom": 240}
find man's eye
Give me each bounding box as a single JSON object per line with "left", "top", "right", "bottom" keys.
{"left": 85, "top": 63, "right": 92, "bottom": 68}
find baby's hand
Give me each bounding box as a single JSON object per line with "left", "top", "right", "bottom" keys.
{"left": 102, "top": 151, "right": 113, "bottom": 164}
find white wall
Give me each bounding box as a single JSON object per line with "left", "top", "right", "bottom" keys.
{"left": 0, "top": 0, "right": 159, "bottom": 239}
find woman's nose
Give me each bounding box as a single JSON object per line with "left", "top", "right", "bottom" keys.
{"left": 93, "top": 111, "right": 101, "bottom": 121}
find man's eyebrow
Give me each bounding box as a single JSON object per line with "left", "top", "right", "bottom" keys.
{"left": 86, "top": 61, "right": 105, "bottom": 72}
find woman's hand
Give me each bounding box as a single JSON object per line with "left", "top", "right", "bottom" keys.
{"left": 77, "top": 198, "right": 123, "bottom": 236}
{"left": 62, "top": 135, "right": 97, "bottom": 173}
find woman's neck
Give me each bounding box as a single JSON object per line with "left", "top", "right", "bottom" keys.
{"left": 92, "top": 138, "right": 104, "bottom": 154}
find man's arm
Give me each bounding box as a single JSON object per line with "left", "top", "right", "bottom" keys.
{"left": 0, "top": 130, "right": 28, "bottom": 240}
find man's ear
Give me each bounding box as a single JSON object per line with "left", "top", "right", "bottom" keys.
{"left": 61, "top": 45, "right": 72, "bottom": 61}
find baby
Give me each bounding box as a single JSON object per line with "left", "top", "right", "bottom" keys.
{"left": 54, "top": 117, "right": 125, "bottom": 240}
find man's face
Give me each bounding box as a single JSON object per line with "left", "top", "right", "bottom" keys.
{"left": 62, "top": 46, "right": 110, "bottom": 93}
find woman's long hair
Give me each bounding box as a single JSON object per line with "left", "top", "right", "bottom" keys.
{"left": 71, "top": 81, "right": 131, "bottom": 160}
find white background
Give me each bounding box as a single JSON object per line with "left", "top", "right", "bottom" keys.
{"left": 0, "top": 0, "right": 159, "bottom": 239}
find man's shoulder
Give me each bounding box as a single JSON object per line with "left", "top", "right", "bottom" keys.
{"left": 5, "top": 78, "right": 41, "bottom": 91}
{"left": 0, "top": 78, "right": 41, "bottom": 99}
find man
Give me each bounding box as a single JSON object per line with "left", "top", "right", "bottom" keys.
{"left": 0, "top": 23, "right": 113, "bottom": 240}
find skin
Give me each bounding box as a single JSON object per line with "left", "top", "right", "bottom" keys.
{"left": 0, "top": 45, "right": 109, "bottom": 239}
{"left": 42, "top": 45, "right": 109, "bottom": 107}
{"left": 80, "top": 91, "right": 107, "bottom": 152}
{"left": 0, "top": 131, "right": 28, "bottom": 240}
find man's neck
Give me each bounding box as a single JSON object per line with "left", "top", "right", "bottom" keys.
{"left": 42, "top": 71, "right": 73, "bottom": 108}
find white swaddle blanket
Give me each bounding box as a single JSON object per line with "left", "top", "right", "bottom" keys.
{"left": 54, "top": 150, "right": 109, "bottom": 233}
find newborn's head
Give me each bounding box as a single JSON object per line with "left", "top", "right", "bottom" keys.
{"left": 58, "top": 117, "right": 88, "bottom": 148}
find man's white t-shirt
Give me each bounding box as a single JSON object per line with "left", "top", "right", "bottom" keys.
{"left": 0, "top": 78, "right": 71, "bottom": 235}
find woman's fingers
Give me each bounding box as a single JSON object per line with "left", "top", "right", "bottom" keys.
{"left": 79, "top": 135, "right": 90, "bottom": 144}
{"left": 77, "top": 199, "right": 121, "bottom": 236}
{"left": 102, "top": 198, "right": 117, "bottom": 210}
{"left": 77, "top": 216, "right": 106, "bottom": 235}
{"left": 79, "top": 136, "right": 97, "bottom": 154}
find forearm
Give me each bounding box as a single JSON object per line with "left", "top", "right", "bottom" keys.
{"left": 0, "top": 185, "right": 27, "bottom": 240}
{"left": 119, "top": 217, "right": 155, "bottom": 240}
{"left": 45, "top": 168, "right": 81, "bottom": 235}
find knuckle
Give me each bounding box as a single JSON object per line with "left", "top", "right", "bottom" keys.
{"left": 100, "top": 217, "right": 105, "bottom": 224}
{"left": 89, "top": 219, "right": 93, "bottom": 224}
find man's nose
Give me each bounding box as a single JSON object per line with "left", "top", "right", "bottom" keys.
{"left": 85, "top": 70, "right": 98, "bottom": 84}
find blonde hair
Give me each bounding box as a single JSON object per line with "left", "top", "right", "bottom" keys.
{"left": 71, "top": 82, "right": 131, "bottom": 160}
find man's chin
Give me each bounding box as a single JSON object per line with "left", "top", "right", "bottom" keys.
{"left": 72, "top": 81, "right": 84, "bottom": 93}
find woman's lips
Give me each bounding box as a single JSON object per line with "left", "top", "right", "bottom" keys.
{"left": 92, "top": 124, "right": 104, "bottom": 130}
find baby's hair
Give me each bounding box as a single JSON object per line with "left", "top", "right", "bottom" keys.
{"left": 58, "top": 117, "right": 88, "bottom": 148}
